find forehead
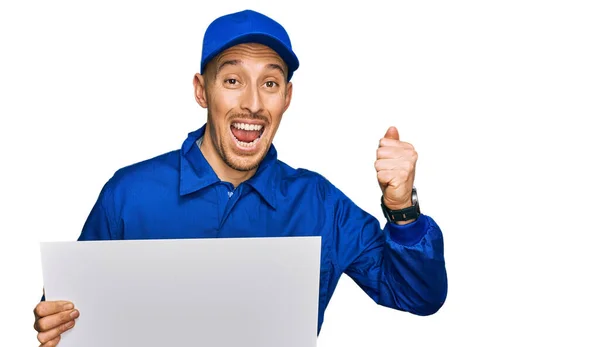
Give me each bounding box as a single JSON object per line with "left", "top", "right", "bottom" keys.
{"left": 215, "top": 43, "right": 286, "bottom": 69}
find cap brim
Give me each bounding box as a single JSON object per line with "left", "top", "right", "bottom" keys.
{"left": 201, "top": 32, "right": 300, "bottom": 81}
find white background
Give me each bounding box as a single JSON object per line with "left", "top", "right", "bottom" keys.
{"left": 1, "top": 0, "right": 599, "bottom": 346}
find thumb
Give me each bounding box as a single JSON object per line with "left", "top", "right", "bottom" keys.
{"left": 384, "top": 126, "right": 399, "bottom": 140}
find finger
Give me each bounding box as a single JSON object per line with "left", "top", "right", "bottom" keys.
{"left": 379, "top": 137, "right": 414, "bottom": 149}
{"left": 383, "top": 126, "right": 400, "bottom": 141}
{"left": 34, "top": 301, "right": 74, "bottom": 318}
{"left": 374, "top": 159, "right": 412, "bottom": 172}
{"left": 36, "top": 309, "right": 79, "bottom": 332}
{"left": 377, "top": 169, "right": 398, "bottom": 186}
{"left": 40, "top": 335, "right": 60, "bottom": 347}
{"left": 37, "top": 320, "right": 74, "bottom": 345}
{"left": 377, "top": 166, "right": 411, "bottom": 183}
{"left": 377, "top": 146, "right": 417, "bottom": 160}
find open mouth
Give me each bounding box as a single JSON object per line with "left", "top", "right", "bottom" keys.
{"left": 230, "top": 122, "right": 265, "bottom": 148}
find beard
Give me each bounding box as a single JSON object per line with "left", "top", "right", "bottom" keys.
{"left": 207, "top": 111, "right": 269, "bottom": 172}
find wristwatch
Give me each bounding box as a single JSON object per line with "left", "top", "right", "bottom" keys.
{"left": 381, "top": 187, "right": 420, "bottom": 222}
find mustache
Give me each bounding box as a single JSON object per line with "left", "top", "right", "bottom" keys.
{"left": 228, "top": 113, "right": 269, "bottom": 124}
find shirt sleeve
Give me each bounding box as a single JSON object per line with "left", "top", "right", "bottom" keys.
{"left": 77, "top": 182, "right": 118, "bottom": 241}
{"left": 330, "top": 183, "right": 448, "bottom": 316}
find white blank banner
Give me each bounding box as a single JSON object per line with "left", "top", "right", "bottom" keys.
{"left": 40, "top": 236, "right": 321, "bottom": 347}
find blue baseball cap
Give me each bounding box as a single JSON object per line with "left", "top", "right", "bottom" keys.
{"left": 200, "top": 9, "right": 300, "bottom": 81}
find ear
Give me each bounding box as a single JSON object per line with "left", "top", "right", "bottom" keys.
{"left": 193, "top": 73, "right": 208, "bottom": 108}
{"left": 283, "top": 81, "right": 293, "bottom": 113}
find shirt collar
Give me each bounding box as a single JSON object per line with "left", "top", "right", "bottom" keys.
{"left": 179, "top": 124, "right": 279, "bottom": 209}
{"left": 244, "top": 142, "right": 279, "bottom": 209}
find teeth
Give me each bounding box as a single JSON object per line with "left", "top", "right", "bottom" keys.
{"left": 235, "top": 137, "right": 260, "bottom": 147}
{"left": 232, "top": 122, "right": 263, "bottom": 131}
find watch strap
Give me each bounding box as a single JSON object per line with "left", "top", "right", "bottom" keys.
{"left": 381, "top": 196, "right": 420, "bottom": 222}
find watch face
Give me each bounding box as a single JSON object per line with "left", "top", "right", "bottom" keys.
{"left": 411, "top": 188, "right": 418, "bottom": 205}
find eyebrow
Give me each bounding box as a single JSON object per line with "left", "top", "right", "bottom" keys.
{"left": 216, "top": 59, "right": 241, "bottom": 75}
{"left": 266, "top": 63, "right": 286, "bottom": 78}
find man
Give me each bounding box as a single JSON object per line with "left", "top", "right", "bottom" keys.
{"left": 33, "top": 9, "right": 447, "bottom": 346}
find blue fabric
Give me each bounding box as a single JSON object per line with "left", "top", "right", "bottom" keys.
{"left": 76, "top": 124, "right": 447, "bottom": 334}
{"left": 200, "top": 9, "right": 300, "bottom": 81}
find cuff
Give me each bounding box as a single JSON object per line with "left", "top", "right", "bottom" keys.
{"left": 386, "top": 214, "right": 429, "bottom": 246}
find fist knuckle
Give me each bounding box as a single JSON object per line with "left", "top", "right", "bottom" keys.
{"left": 47, "top": 337, "right": 60, "bottom": 347}
{"left": 38, "top": 320, "right": 48, "bottom": 332}
{"left": 37, "top": 332, "right": 48, "bottom": 344}
{"left": 34, "top": 304, "right": 44, "bottom": 317}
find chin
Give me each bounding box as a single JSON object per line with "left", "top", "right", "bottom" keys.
{"left": 222, "top": 148, "right": 266, "bottom": 171}
{"left": 222, "top": 136, "right": 271, "bottom": 172}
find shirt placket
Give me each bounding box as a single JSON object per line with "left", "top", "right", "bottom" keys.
{"left": 216, "top": 182, "right": 243, "bottom": 232}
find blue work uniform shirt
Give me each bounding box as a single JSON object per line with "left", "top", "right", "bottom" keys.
{"left": 77, "top": 124, "right": 448, "bottom": 334}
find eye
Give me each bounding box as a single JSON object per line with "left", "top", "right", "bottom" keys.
{"left": 225, "top": 78, "right": 238, "bottom": 85}
{"left": 265, "top": 81, "right": 278, "bottom": 88}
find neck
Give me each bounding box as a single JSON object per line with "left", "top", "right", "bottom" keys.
{"left": 199, "top": 134, "right": 257, "bottom": 188}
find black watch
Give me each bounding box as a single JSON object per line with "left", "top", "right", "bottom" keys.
{"left": 381, "top": 187, "right": 420, "bottom": 223}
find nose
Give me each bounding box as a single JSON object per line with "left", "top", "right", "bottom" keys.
{"left": 240, "top": 83, "right": 264, "bottom": 115}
